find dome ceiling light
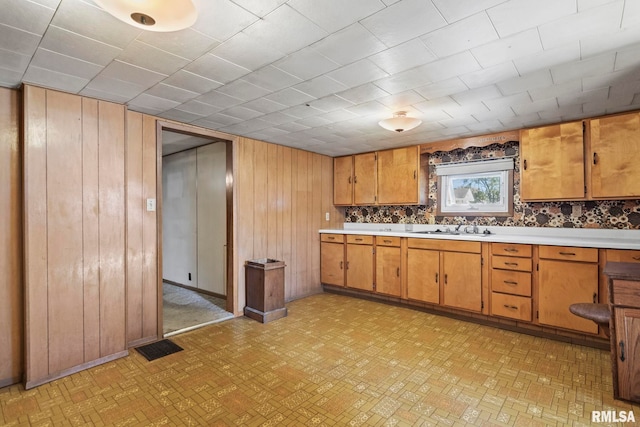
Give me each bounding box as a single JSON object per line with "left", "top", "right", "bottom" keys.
{"left": 94, "top": 0, "right": 198, "bottom": 32}
{"left": 378, "top": 111, "right": 422, "bottom": 133}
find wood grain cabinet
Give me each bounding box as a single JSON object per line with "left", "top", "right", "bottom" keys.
{"left": 590, "top": 112, "right": 640, "bottom": 199}
{"left": 333, "top": 153, "right": 376, "bottom": 205}
{"left": 375, "top": 236, "right": 401, "bottom": 297}
{"left": 320, "top": 234, "right": 345, "bottom": 287}
{"left": 346, "top": 235, "right": 374, "bottom": 291}
{"left": 538, "top": 245, "right": 599, "bottom": 334}
{"left": 520, "top": 121, "right": 586, "bottom": 201}
{"left": 406, "top": 238, "right": 483, "bottom": 312}
{"left": 604, "top": 262, "right": 640, "bottom": 403}
{"left": 490, "top": 243, "right": 532, "bottom": 322}
{"left": 377, "top": 146, "right": 420, "bottom": 205}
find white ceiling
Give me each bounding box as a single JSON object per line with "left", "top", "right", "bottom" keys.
{"left": 3, "top": 0, "right": 640, "bottom": 156}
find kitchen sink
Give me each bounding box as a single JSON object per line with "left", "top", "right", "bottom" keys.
{"left": 411, "top": 229, "right": 491, "bottom": 237}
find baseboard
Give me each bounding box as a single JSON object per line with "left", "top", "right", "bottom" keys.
{"left": 163, "top": 279, "right": 227, "bottom": 300}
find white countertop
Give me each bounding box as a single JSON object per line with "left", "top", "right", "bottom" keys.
{"left": 319, "top": 223, "right": 640, "bottom": 250}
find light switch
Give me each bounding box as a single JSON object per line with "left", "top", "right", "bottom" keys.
{"left": 146, "top": 198, "right": 156, "bottom": 212}
{"left": 325, "top": 212, "right": 330, "bottom": 221}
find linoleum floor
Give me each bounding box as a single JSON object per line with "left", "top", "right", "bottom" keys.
{"left": 1, "top": 293, "right": 638, "bottom": 426}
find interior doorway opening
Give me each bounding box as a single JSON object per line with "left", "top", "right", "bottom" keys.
{"left": 157, "top": 123, "right": 234, "bottom": 337}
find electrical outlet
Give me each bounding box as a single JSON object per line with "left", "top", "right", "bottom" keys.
{"left": 572, "top": 204, "right": 582, "bottom": 216}
{"left": 325, "top": 212, "right": 330, "bottom": 221}
{"left": 146, "top": 198, "right": 156, "bottom": 212}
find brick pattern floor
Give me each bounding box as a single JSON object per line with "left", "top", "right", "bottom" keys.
{"left": 1, "top": 293, "right": 639, "bottom": 426}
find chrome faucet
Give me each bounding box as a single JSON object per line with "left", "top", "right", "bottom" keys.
{"left": 455, "top": 223, "right": 463, "bottom": 232}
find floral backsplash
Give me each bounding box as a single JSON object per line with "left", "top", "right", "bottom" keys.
{"left": 344, "top": 141, "right": 640, "bottom": 229}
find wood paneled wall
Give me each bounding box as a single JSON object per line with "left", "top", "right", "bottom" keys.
{"left": 236, "top": 137, "right": 342, "bottom": 310}
{"left": 125, "top": 112, "right": 159, "bottom": 347}
{"left": 0, "top": 88, "right": 22, "bottom": 387}
{"left": 23, "top": 86, "right": 128, "bottom": 388}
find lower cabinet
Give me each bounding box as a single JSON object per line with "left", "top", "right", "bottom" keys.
{"left": 346, "top": 235, "right": 374, "bottom": 291}
{"left": 375, "top": 237, "right": 401, "bottom": 297}
{"left": 406, "top": 238, "right": 483, "bottom": 312}
{"left": 538, "top": 246, "right": 599, "bottom": 334}
{"left": 320, "top": 234, "right": 345, "bottom": 287}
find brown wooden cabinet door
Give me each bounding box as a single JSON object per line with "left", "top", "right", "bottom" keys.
{"left": 333, "top": 156, "right": 353, "bottom": 205}
{"left": 614, "top": 307, "right": 640, "bottom": 402}
{"left": 442, "top": 252, "right": 482, "bottom": 312}
{"left": 321, "top": 242, "right": 344, "bottom": 286}
{"left": 346, "top": 243, "right": 374, "bottom": 291}
{"left": 520, "top": 121, "right": 585, "bottom": 201}
{"left": 377, "top": 146, "right": 419, "bottom": 204}
{"left": 538, "top": 259, "right": 598, "bottom": 333}
{"left": 375, "top": 245, "right": 401, "bottom": 297}
{"left": 591, "top": 112, "right": 640, "bottom": 199}
{"left": 353, "top": 152, "right": 376, "bottom": 205}
{"left": 407, "top": 248, "right": 439, "bottom": 304}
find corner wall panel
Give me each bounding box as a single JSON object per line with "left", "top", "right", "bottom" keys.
{"left": 0, "top": 87, "right": 22, "bottom": 387}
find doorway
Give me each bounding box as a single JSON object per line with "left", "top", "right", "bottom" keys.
{"left": 157, "top": 122, "right": 235, "bottom": 337}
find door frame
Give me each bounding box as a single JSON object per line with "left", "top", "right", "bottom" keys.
{"left": 155, "top": 120, "right": 237, "bottom": 338}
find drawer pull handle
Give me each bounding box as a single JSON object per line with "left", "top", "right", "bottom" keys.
{"left": 620, "top": 341, "right": 626, "bottom": 362}
{"left": 339, "top": 261, "right": 343, "bottom": 270}
{"left": 384, "top": 239, "right": 392, "bottom": 243}
{"left": 435, "top": 273, "right": 439, "bottom": 283}
{"left": 345, "top": 262, "right": 349, "bottom": 270}
{"left": 355, "top": 238, "right": 363, "bottom": 242}
{"left": 327, "top": 236, "right": 335, "bottom": 240}
{"left": 593, "top": 292, "right": 597, "bottom": 303}
{"left": 354, "top": 176, "right": 358, "bottom": 184}
{"left": 503, "top": 304, "right": 518, "bottom": 310}
{"left": 633, "top": 256, "right": 640, "bottom": 261}
{"left": 397, "top": 267, "right": 400, "bottom": 277}
{"left": 523, "top": 159, "right": 527, "bottom": 170}
{"left": 444, "top": 274, "right": 448, "bottom": 285}
{"left": 504, "top": 280, "right": 518, "bottom": 285}
{"left": 559, "top": 251, "right": 576, "bottom": 256}
{"left": 504, "top": 248, "right": 518, "bottom": 253}
{"left": 504, "top": 262, "right": 518, "bottom": 266}
{"left": 593, "top": 152, "right": 598, "bottom": 165}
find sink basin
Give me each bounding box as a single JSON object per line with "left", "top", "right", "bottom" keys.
{"left": 411, "top": 229, "right": 490, "bottom": 237}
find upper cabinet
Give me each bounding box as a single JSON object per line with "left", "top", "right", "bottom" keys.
{"left": 334, "top": 146, "right": 424, "bottom": 206}
{"left": 333, "top": 152, "right": 376, "bottom": 205}
{"left": 590, "top": 112, "right": 640, "bottom": 199}
{"left": 377, "top": 146, "right": 420, "bottom": 205}
{"left": 520, "top": 121, "right": 586, "bottom": 201}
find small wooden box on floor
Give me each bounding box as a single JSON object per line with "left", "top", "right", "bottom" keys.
{"left": 244, "top": 259, "right": 287, "bottom": 323}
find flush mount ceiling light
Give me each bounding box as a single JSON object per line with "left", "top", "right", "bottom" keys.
{"left": 94, "top": 0, "right": 198, "bottom": 32}
{"left": 378, "top": 111, "right": 422, "bottom": 133}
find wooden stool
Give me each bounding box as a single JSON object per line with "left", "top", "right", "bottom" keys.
{"left": 569, "top": 303, "right": 610, "bottom": 337}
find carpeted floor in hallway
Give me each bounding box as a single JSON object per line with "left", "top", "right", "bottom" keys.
{"left": 162, "top": 282, "right": 233, "bottom": 335}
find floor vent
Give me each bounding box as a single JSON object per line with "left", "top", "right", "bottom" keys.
{"left": 135, "top": 339, "right": 183, "bottom": 361}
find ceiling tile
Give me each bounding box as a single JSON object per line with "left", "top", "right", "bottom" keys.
{"left": 557, "top": 86, "right": 610, "bottom": 108}
{"left": 144, "top": 83, "right": 200, "bottom": 104}
{"left": 116, "top": 41, "right": 190, "bottom": 76}
{"left": 220, "top": 105, "right": 263, "bottom": 120}
{"left": 419, "top": 51, "right": 483, "bottom": 84}
{"left": 483, "top": 92, "right": 532, "bottom": 110}
{"left": 241, "top": 98, "right": 287, "bottom": 114}
{"left": 229, "top": 0, "right": 288, "bottom": 18}
{"left": 202, "top": 113, "right": 243, "bottom": 126}
{"left": 378, "top": 90, "right": 426, "bottom": 109}
{"left": 221, "top": 118, "right": 272, "bottom": 134}
{"left": 294, "top": 75, "right": 348, "bottom": 99}
{"left": 580, "top": 27, "right": 640, "bottom": 59}
{"left": 326, "top": 59, "right": 389, "bottom": 88}
{"left": 82, "top": 74, "right": 147, "bottom": 99}
{"left": 528, "top": 80, "right": 582, "bottom": 102}
{"left": 432, "top": 0, "right": 508, "bottom": 23}
{"left": 243, "top": 66, "right": 302, "bottom": 92}
{"left": 195, "top": 90, "right": 245, "bottom": 109}
{"left": 414, "top": 77, "right": 468, "bottom": 100}
{"left": 487, "top": 0, "right": 576, "bottom": 38}
{"left": 259, "top": 111, "right": 297, "bottom": 125}
{"left": 273, "top": 48, "right": 341, "bottom": 81}
{"left": 185, "top": 54, "right": 251, "bottom": 84}
{"left": 264, "top": 87, "right": 315, "bottom": 106}
{"left": 318, "top": 109, "right": 359, "bottom": 123}
{"left": 513, "top": 42, "right": 580, "bottom": 75}
{"left": 373, "top": 67, "right": 434, "bottom": 94}
{"left": 452, "top": 85, "right": 502, "bottom": 104}
{"left": 538, "top": 1, "right": 624, "bottom": 50}
{"left": 511, "top": 97, "right": 559, "bottom": 116}
{"left": 622, "top": 0, "right": 640, "bottom": 28}
{"left": 497, "top": 70, "right": 553, "bottom": 95}
{"left": 470, "top": 28, "right": 543, "bottom": 69}
{"left": 0, "top": 47, "right": 32, "bottom": 73}
{"left": 30, "top": 48, "right": 102, "bottom": 80}
{"left": 99, "top": 60, "right": 166, "bottom": 89}
{"left": 176, "top": 100, "right": 223, "bottom": 116}
{"left": 216, "top": 79, "right": 271, "bottom": 102}
{"left": 337, "top": 83, "right": 390, "bottom": 104}
{"left": 161, "top": 70, "right": 223, "bottom": 94}
{"left": 360, "top": 0, "right": 447, "bottom": 47}
{"left": 346, "top": 101, "right": 390, "bottom": 117}
{"left": 40, "top": 25, "right": 122, "bottom": 66}
{"left": 243, "top": 5, "right": 327, "bottom": 55}
{"left": 550, "top": 53, "right": 616, "bottom": 84}
{"left": 368, "top": 39, "right": 437, "bottom": 75}
{"left": 128, "top": 93, "right": 181, "bottom": 112}
{"left": 79, "top": 85, "right": 132, "bottom": 103}
{"left": 137, "top": 29, "right": 220, "bottom": 61}
{"left": 312, "top": 23, "right": 387, "bottom": 65}
{"left": 23, "top": 65, "right": 89, "bottom": 93}
{"left": 51, "top": 0, "right": 140, "bottom": 48}
{"left": 421, "top": 12, "right": 499, "bottom": 58}
{"left": 275, "top": 121, "right": 310, "bottom": 132}
{"left": 211, "top": 32, "right": 285, "bottom": 71}
{"left": 191, "top": 0, "right": 259, "bottom": 41}
{"left": 3, "top": 0, "right": 56, "bottom": 35}
{"left": 308, "top": 95, "right": 354, "bottom": 113}
{"left": 288, "top": 0, "right": 385, "bottom": 32}
{"left": 295, "top": 116, "right": 332, "bottom": 128}
{"left": 459, "top": 62, "right": 519, "bottom": 89}
{"left": 615, "top": 44, "right": 640, "bottom": 71}
{"left": 0, "top": 24, "right": 42, "bottom": 56}
{"left": 280, "top": 104, "right": 324, "bottom": 119}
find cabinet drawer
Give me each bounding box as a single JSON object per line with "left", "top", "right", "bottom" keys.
{"left": 491, "top": 269, "right": 532, "bottom": 296}
{"left": 612, "top": 279, "right": 640, "bottom": 307}
{"left": 539, "top": 246, "right": 598, "bottom": 263}
{"left": 347, "top": 235, "right": 373, "bottom": 245}
{"left": 321, "top": 233, "right": 344, "bottom": 243}
{"left": 607, "top": 249, "right": 640, "bottom": 264}
{"left": 491, "top": 243, "right": 532, "bottom": 257}
{"left": 491, "top": 293, "right": 532, "bottom": 321}
{"left": 407, "top": 238, "right": 481, "bottom": 253}
{"left": 376, "top": 236, "right": 401, "bottom": 247}
{"left": 492, "top": 255, "right": 532, "bottom": 272}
